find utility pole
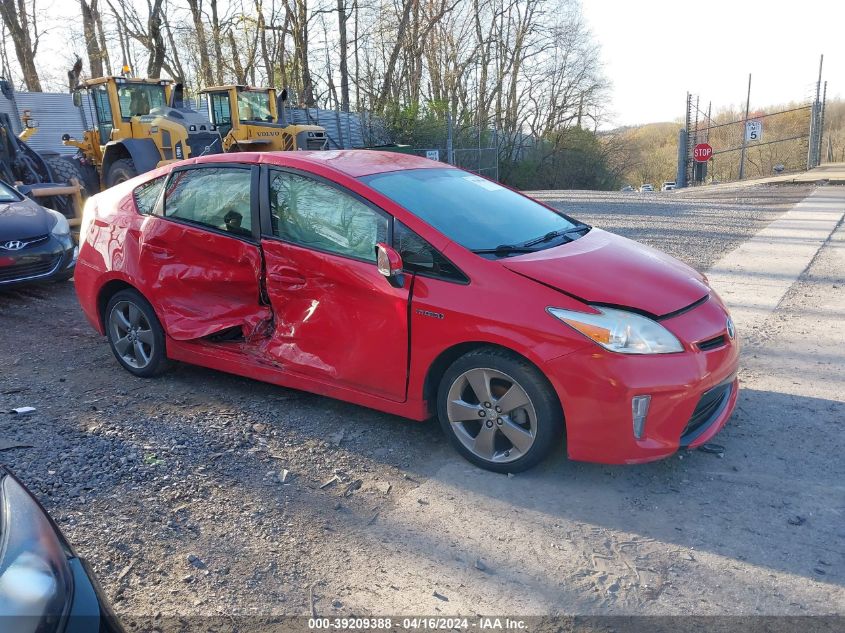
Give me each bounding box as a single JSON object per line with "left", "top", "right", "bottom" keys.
{"left": 818, "top": 80, "right": 827, "bottom": 166}
{"left": 738, "top": 73, "right": 751, "bottom": 180}
{"left": 808, "top": 54, "right": 823, "bottom": 170}
{"left": 445, "top": 111, "right": 454, "bottom": 165}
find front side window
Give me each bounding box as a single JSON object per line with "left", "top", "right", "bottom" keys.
{"left": 118, "top": 84, "right": 166, "bottom": 119}
{"left": 208, "top": 92, "right": 231, "bottom": 127}
{"left": 133, "top": 176, "right": 166, "bottom": 215}
{"left": 394, "top": 221, "right": 467, "bottom": 283}
{"left": 361, "top": 168, "right": 583, "bottom": 253}
{"left": 269, "top": 170, "right": 388, "bottom": 262}
{"left": 90, "top": 85, "right": 114, "bottom": 144}
{"left": 163, "top": 167, "right": 252, "bottom": 238}
{"left": 237, "top": 91, "right": 272, "bottom": 122}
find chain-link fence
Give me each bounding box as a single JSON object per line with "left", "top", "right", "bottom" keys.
{"left": 396, "top": 114, "right": 499, "bottom": 180}
{"left": 679, "top": 61, "right": 828, "bottom": 186}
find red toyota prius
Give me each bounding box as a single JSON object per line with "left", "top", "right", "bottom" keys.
{"left": 74, "top": 151, "right": 739, "bottom": 472}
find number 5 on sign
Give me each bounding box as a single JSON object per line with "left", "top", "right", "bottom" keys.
{"left": 746, "top": 120, "right": 762, "bottom": 142}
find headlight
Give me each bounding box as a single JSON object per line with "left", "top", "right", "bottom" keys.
{"left": 0, "top": 472, "right": 74, "bottom": 630}
{"left": 548, "top": 305, "right": 684, "bottom": 354}
{"left": 45, "top": 209, "right": 70, "bottom": 238}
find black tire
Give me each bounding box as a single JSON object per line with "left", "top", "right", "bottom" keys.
{"left": 104, "top": 289, "right": 169, "bottom": 377}
{"left": 105, "top": 158, "right": 138, "bottom": 188}
{"left": 436, "top": 347, "right": 563, "bottom": 473}
{"left": 44, "top": 155, "right": 86, "bottom": 187}
{"left": 42, "top": 155, "right": 89, "bottom": 217}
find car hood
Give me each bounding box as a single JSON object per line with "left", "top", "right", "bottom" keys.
{"left": 0, "top": 197, "right": 52, "bottom": 241}
{"left": 501, "top": 228, "right": 709, "bottom": 317}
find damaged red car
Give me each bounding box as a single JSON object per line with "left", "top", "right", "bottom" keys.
{"left": 74, "top": 151, "right": 739, "bottom": 472}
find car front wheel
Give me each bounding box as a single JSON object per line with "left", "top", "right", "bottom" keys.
{"left": 436, "top": 348, "right": 563, "bottom": 473}
{"left": 105, "top": 289, "right": 168, "bottom": 377}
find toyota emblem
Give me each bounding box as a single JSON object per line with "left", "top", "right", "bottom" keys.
{"left": 1, "top": 240, "right": 25, "bottom": 251}
{"left": 726, "top": 317, "right": 735, "bottom": 339}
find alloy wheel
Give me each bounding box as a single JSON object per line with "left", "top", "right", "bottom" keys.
{"left": 109, "top": 300, "right": 155, "bottom": 369}
{"left": 445, "top": 367, "right": 537, "bottom": 464}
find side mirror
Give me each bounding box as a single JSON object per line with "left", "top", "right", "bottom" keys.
{"left": 402, "top": 248, "right": 435, "bottom": 270}
{"left": 170, "top": 82, "right": 184, "bottom": 109}
{"left": 375, "top": 242, "right": 404, "bottom": 288}
{"left": 276, "top": 90, "right": 288, "bottom": 126}
{"left": 72, "top": 91, "right": 82, "bottom": 108}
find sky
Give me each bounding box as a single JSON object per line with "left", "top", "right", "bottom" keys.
{"left": 580, "top": 0, "right": 844, "bottom": 127}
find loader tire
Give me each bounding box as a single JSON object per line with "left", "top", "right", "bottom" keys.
{"left": 42, "top": 155, "right": 89, "bottom": 218}
{"left": 105, "top": 158, "right": 138, "bottom": 188}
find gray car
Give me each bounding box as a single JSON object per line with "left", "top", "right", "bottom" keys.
{"left": 0, "top": 180, "right": 76, "bottom": 287}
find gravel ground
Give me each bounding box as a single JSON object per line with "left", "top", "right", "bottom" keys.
{"left": 530, "top": 184, "right": 815, "bottom": 270}
{"left": 0, "top": 182, "right": 840, "bottom": 628}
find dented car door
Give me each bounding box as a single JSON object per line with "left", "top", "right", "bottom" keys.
{"left": 136, "top": 164, "right": 271, "bottom": 341}
{"left": 258, "top": 167, "right": 410, "bottom": 402}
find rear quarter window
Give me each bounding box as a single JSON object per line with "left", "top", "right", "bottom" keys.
{"left": 133, "top": 176, "right": 166, "bottom": 215}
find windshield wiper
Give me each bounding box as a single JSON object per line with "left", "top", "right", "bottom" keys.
{"left": 522, "top": 224, "right": 591, "bottom": 247}
{"left": 470, "top": 244, "right": 538, "bottom": 256}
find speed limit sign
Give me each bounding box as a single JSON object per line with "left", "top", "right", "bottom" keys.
{"left": 746, "top": 120, "right": 762, "bottom": 142}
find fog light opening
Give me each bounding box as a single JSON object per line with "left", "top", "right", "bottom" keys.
{"left": 632, "top": 395, "right": 651, "bottom": 440}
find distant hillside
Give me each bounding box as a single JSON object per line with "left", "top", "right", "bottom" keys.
{"left": 608, "top": 122, "right": 681, "bottom": 187}
{"left": 605, "top": 99, "right": 844, "bottom": 187}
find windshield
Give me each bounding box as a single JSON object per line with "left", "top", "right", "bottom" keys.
{"left": 0, "top": 181, "right": 22, "bottom": 202}
{"left": 118, "top": 83, "right": 167, "bottom": 118}
{"left": 361, "top": 168, "right": 583, "bottom": 253}
{"left": 237, "top": 91, "right": 273, "bottom": 122}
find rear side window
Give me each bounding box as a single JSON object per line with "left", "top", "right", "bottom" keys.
{"left": 394, "top": 221, "right": 467, "bottom": 283}
{"left": 268, "top": 169, "right": 388, "bottom": 262}
{"left": 163, "top": 167, "right": 253, "bottom": 238}
{"left": 133, "top": 176, "right": 166, "bottom": 215}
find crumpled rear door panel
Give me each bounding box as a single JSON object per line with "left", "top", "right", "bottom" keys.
{"left": 135, "top": 216, "right": 271, "bottom": 340}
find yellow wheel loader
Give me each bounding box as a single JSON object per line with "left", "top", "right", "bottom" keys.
{"left": 200, "top": 85, "right": 328, "bottom": 152}
{"left": 63, "top": 76, "right": 223, "bottom": 189}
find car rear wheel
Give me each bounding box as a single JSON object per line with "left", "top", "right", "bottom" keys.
{"left": 105, "top": 289, "right": 168, "bottom": 377}
{"left": 436, "top": 348, "right": 563, "bottom": 473}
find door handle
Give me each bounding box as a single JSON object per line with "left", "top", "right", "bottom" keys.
{"left": 268, "top": 271, "right": 307, "bottom": 287}
{"left": 144, "top": 244, "right": 172, "bottom": 259}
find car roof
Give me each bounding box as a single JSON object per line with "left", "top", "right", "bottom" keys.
{"left": 187, "top": 150, "right": 449, "bottom": 179}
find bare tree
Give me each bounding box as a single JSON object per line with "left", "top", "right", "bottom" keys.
{"left": 336, "top": 0, "right": 349, "bottom": 111}
{"left": 282, "top": 0, "right": 314, "bottom": 106}
{"left": 0, "top": 0, "right": 43, "bottom": 90}
{"left": 80, "top": 0, "right": 104, "bottom": 77}
{"left": 185, "top": 0, "right": 214, "bottom": 85}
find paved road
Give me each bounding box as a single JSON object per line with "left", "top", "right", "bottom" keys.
{"left": 1, "top": 184, "right": 842, "bottom": 626}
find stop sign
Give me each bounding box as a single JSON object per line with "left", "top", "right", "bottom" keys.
{"left": 693, "top": 143, "right": 713, "bottom": 162}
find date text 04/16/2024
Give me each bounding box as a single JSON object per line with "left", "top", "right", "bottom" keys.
{"left": 308, "top": 618, "right": 527, "bottom": 630}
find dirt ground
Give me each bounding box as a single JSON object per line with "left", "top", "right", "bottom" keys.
{"left": 0, "top": 183, "right": 842, "bottom": 630}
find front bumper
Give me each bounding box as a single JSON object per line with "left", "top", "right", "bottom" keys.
{"left": 0, "top": 234, "right": 76, "bottom": 287}
{"left": 545, "top": 294, "right": 740, "bottom": 464}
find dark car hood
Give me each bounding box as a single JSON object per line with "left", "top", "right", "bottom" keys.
{"left": 0, "top": 197, "right": 52, "bottom": 242}
{"left": 501, "top": 228, "right": 709, "bottom": 317}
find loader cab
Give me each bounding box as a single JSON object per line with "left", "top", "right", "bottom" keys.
{"left": 65, "top": 76, "right": 222, "bottom": 188}
{"left": 75, "top": 77, "right": 172, "bottom": 145}
{"left": 201, "top": 85, "right": 328, "bottom": 152}
{"left": 204, "top": 85, "right": 277, "bottom": 139}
